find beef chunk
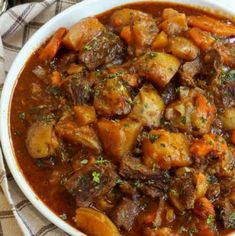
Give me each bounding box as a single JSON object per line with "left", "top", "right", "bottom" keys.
{"left": 140, "top": 182, "right": 167, "bottom": 198}
{"left": 111, "top": 198, "right": 140, "bottom": 231}
{"left": 221, "top": 81, "right": 235, "bottom": 108}
{"left": 179, "top": 58, "right": 202, "bottom": 87}
{"left": 216, "top": 198, "right": 235, "bottom": 229}
{"left": 61, "top": 69, "right": 94, "bottom": 105}
{"left": 64, "top": 162, "right": 118, "bottom": 207}
{"left": 119, "top": 156, "right": 163, "bottom": 181}
{"left": 206, "top": 183, "right": 220, "bottom": 202}
{"left": 160, "top": 81, "right": 177, "bottom": 105}
{"left": 79, "top": 31, "right": 125, "bottom": 70}
{"left": 220, "top": 177, "right": 235, "bottom": 197}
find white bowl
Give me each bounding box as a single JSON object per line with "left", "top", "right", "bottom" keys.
{"left": 1, "top": 0, "right": 235, "bottom": 235}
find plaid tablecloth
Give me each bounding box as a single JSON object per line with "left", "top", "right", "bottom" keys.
{"left": 0, "top": 1, "right": 82, "bottom": 235}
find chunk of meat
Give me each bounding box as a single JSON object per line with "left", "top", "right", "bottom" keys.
{"left": 143, "top": 129, "right": 191, "bottom": 170}
{"left": 62, "top": 17, "right": 105, "bottom": 51}
{"left": 111, "top": 198, "right": 140, "bottom": 231}
{"left": 93, "top": 78, "right": 131, "bottom": 117}
{"left": 167, "top": 36, "right": 199, "bottom": 60}
{"left": 75, "top": 208, "right": 120, "bottom": 236}
{"left": 188, "top": 27, "right": 215, "bottom": 51}
{"left": 188, "top": 15, "right": 235, "bottom": 37}
{"left": 129, "top": 84, "right": 165, "bottom": 127}
{"left": 169, "top": 173, "right": 196, "bottom": 211}
{"left": 64, "top": 162, "right": 118, "bottom": 207}
{"left": 119, "top": 156, "right": 163, "bottom": 180}
{"left": 110, "top": 9, "right": 159, "bottom": 55}
{"left": 206, "top": 183, "right": 220, "bottom": 202}
{"left": 135, "top": 52, "right": 180, "bottom": 87}
{"left": 79, "top": 31, "right": 125, "bottom": 70}
{"left": 160, "top": 81, "right": 177, "bottom": 105}
{"left": 55, "top": 115, "right": 101, "bottom": 154}
{"left": 60, "top": 69, "right": 93, "bottom": 105}
{"left": 160, "top": 8, "right": 188, "bottom": 35}
{"left": 179, "top": 58, "right": 202, "bottom": 87}
{"left": 74, "top": 105, "right": 97, "bottom": 126}
{"left": 215, "top": 43, "right": 235, "bottom": 68}
{"left": 221, "top": 81, "right": 235, "bottom": 108}
{"left": 216, "top": 198, "right": 235, "bottom": 229}
{"left": 165, "top": 88, "right": 216, "bottom": 135}
{"left": 97, "top": 119, "right": 141, "bottom": 163}
{"left": 26, "top": 121, "right": 59, "bottom": 159}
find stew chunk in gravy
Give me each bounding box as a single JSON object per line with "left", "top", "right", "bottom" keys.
{"left": 11, "top": 3, "right": 235, "bottom": 236}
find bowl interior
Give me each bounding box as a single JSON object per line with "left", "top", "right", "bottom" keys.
{"left": 1, "top": 0, "right": 235, "bottom": 235}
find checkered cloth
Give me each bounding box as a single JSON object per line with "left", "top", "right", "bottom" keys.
{"left": 0, "top": 0, "right": 82, "bottom": 235}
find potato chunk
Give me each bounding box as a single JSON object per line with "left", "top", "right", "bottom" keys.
{"left": 167, "top": 36, "right": 199, "bottom": 61}
{"left": 97, "top": 119, "right": 141, "bottom": 163}
{"left": 160, "top": 8, "right": 188, "bottom": 35}
{"left": 75, "top": 208, "right": 120, "bottom": 236}
{"left": 74, "top": 105, "right": 97, "bottom": 126}
{"left": 143, "top": 129, "right": 191, "bottom": 170}
{"left": 219, "top": 107, "right": 235, "bottom": 130}
{"left": 165, "top": 88, "right": 216, "bottom": 135}
{"left": 135, "top": 52, "right": 180, "bottom": 87}
{"left": 56, "top": 116, "right": 101, "bottom": 154}
{"left": 26, "top": 121, "right": 59, "bottom": 159}
{"left": 93, "top": 78, "right": 131, "bottom": 117}
{"left": 62, "top": 17, "right": 105, "bottom": 51}
{"left": 129, "top": 83, "right": 165, "bottom": 127}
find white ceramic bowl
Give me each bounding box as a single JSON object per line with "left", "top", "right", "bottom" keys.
{"left": 1, "top": 0, "right": 235, "bottom": 235}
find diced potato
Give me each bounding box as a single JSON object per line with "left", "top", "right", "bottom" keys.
{"left": 97, "top": 118, "right": 142, "bottom": 163}
{"left": 143, "top": 129, "right": 191, "bottom": 170}
{"left": 219, "top": 107, "right": 235, "bottom": 130}
{"left": 160, "top": 8, "right": 188, "bottom": 35}
{"left": 136, "top": 52, "right": 180, "bottom": 87}
{"left": 62, "top": 17, "right": 105, "bottom": 51}
{"left": 167, "top": 36, "right": 199, "bottom": 61}
{"left": 152, "top": 31, "right": 168, "bottom": 50}
{"left": 74, "top": 105, "right": 97, "bottom": 126}
{"left": 110, "top": 8, "right": 150, "bottom": 30}
{"left": 165, "top": 88, "right": 216, "bottom": 135}
{"left": 194, "top": 172, "right": 208, "bottom": 199}
{"left": 75, "top": 208, "right": 120, "bottom": 236}
{"left": 129, "top": 83, "right": 165, "bottom": 127}
{"left": 56, "top": 116, "right": 101, "bottom": 154}
{"left": 26, "top": 121, "right": 59, "bottom": 159}
{"left": 93, "top": 78, "right": 131, "bottom": 117}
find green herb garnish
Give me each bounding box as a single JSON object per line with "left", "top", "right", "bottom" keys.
{"left": 92, "top": 171, "right": 101, "bottom": 184}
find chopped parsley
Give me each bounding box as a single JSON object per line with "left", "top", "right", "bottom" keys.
{"left": 95, "top": 156, "right": 109, "bottom": 165}
{"left": 219, "top": 68, "right": 235, "bottom": 82}
{"left": 59, "top": 213, "right": 67, "bottom": 220}
{"left": 206, "top": 215, "right": 215, "bottom": 225}
{"left": 116, "top": 178, "right": 123, "bottom": 185}
{"left": 14, "top": 130, "right": 22, "bottom": 136}
{"left": 92, "top": 171, "right": 101, "bottom": 184}
{"left": 149, "top": 134, "right": 160, "bottom": 143}
{"left": 80, "top": 159, "right": 88, "bottom": 165}
{"left": 18, "top": 112, "right": 26, "bottom": 121}
{"left": 84, "top": 37, "right": 98, "bottom": 51}
{"left": 180, "top": 115, "right": 187, "bottom": 124}
{"left": 147, "top": 52, "right": 157, "bottom": 58}
{"left": 229, "top": 212, "right": 235, "bottom": 229}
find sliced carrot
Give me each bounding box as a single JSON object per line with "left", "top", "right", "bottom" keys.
{"left": 231, "top": 130, "right": 235, "bottom": 145}
{"left": 188, "top": 15, "right": 235, "bottom": 37}
{"left": 194, "top": 197, "right": 215, "bottom": 219}
{"left": 196, "top": 227, "right": 215, "bottom": 236}
{"left": 120, "top": 26, "right": 133, "bottom": 45}
{"left": 188, "top": 27, "right": 215, "bottom": 51}
{"left": 39, "top": 27, "right": 67, "bottom": 62}
{"left": 142, "top": 211, "right": 156, "bottom": 225}
{"left": 51, "top": 71, "right": 61, "bottom": 85}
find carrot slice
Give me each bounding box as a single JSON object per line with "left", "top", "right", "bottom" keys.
{"left": 51, "top": 71, "right": 61, "bottom": 85}
{"left": 231, "top": 130, "right": 235, "bottom": 145}
{"left": 39, "top": 27, "right": 67, "bottom": 61}
{"left": 188, "top": 27, "right": 215, "bottom": 51}
{"left": 120, "top": 26, "right": 133, "bottom": 45}
{"left": 188, "top": 15, "right": 235, "bottom": 37}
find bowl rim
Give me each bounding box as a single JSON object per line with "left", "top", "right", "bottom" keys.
{"left": 1, "top": 0, "right": 235, "bottom": 235}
